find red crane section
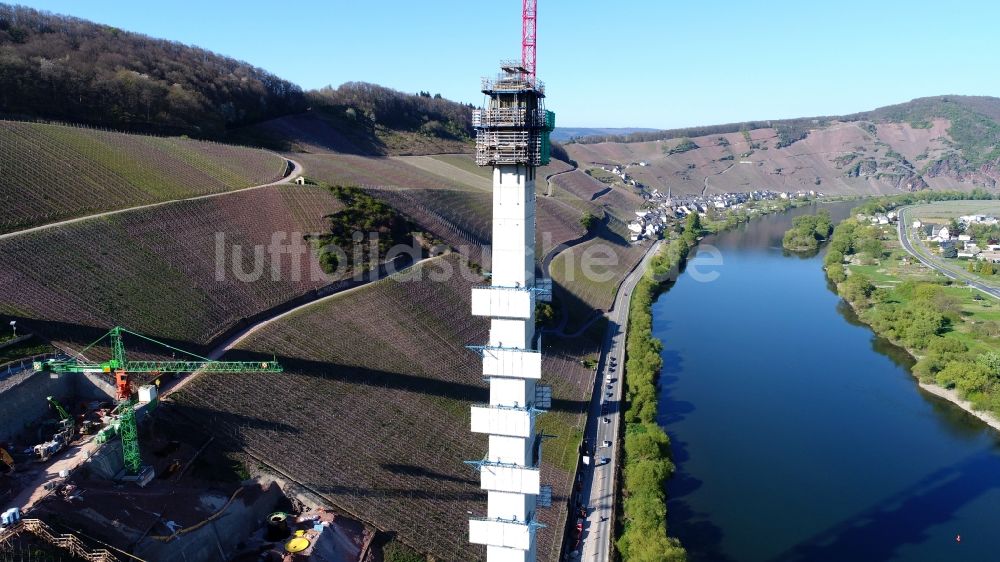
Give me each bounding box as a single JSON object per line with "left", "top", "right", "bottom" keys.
{"left": 522, "top": 0, "right": 537, "bottom": 81}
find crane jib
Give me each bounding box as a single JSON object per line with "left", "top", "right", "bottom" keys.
{"left": 35, "top": 360, "right": 283, "bottom": 374}
{"left": 29, "top": 326, "right": 283, "bottom": 478}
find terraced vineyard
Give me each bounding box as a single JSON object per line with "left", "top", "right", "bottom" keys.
{"left": 0, "top": 121, "right": 288, "bottom": 233}
{"left": 0, "top": 185, "right": 345, "bottom": 345}
{"left": 429, "top": 153, "right": 575, "bottom": 183}
{"left": 550, "top": 169, "right": 607, "bottom": 201}
{"left": 296, "top": 153, "right": 477, "bottom": 191}
{"left": 0, "top": 114, "right": 643, "bottom": 560}
{"left": 366, "top": 187, "right": 588, "bottom": 269}
{"left": 536, "top": 197, "right": 588, "bottom": 256}
{"left": 364, "top": 187, "right": 492, "bottom": 267}
{"left": 550, "top": 229, "right": 651, "bottom": 329}
{"left": 175, "top": 255, "right": 592, "bottom": 562}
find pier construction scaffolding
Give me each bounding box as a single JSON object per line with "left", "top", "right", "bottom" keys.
{"left": 467, "top": 58, "right": 555, "bottom": 562}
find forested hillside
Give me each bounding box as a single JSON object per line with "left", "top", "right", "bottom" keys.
{"left": 246, "top": 83, "right": 475, "bottom": 155}
{"left": 0, "top": 4, "right": 480, "bottom": 155}
{"left": 0, "top": 4, "right": 305, "bottom": 135}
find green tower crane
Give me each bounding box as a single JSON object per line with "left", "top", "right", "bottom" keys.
{"left": 35, "top": 326, "right": 281, "bottom": 477}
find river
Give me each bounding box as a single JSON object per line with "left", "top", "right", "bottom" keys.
{"left": 657, "top": 201, "right": 1000, "bottom": 561}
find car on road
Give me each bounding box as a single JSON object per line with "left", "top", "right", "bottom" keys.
{"left": 603, "top": 417, "right": 610, "bottom": 424}
{"left": 606, "top": 383, "right": 613, "bottom": 389}
{"left": 603, "top": 440, "right": 612, "bottom": 447}
{"left": 606, "top": 392, "right": 613, "bottom": 398}
{"left": 600, "top": 457, "right": 610, "bottom": 465}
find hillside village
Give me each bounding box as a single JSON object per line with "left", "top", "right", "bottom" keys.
{"left": 593, "top": 163, "right": 822, "bottom": 242}
{"left": 625, "top": 187, "right": 815, "bottom": 242}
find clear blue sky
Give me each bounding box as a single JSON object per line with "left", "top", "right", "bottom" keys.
{"left": 14, "top": 0, "right": 1000, "bottom": 128}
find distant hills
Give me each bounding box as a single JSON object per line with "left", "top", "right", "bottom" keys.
{"left": 4, "top": 1, "right": 999, "bottom": 191}
{"left": 550, "top": 127, "right": 657, "bottom": 142}
{"left": 565, "top": 96, "right": 1000, "bottom": 196}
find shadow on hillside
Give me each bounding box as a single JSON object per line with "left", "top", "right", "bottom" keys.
{"left": 235, "top": 110, "right": 386, "bottom": 155}
{"left": 8, "top": 317, "right": 589, "bottom": 416}
{"left": 2, "top": 316, "right": 215, "bottom": 366}
{"left": 310, "top": 482, "right": 485, "bottom": 503}
{"left": 220, "top": 349, "right": 587, "bottom": 415}
{"left": 380, "top": 463, "right": 477, "bottom": 485}
{"left": 156, "top": 402, "right": 301, "bottom": 437}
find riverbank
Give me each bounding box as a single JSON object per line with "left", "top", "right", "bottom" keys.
{"left": 659, "top": 199, "right": 1000, "bottom": 560}
{"left": 837, "top": 284, "right": 1000, "bottom": 434}
{"left": 822, "top": 212, "right": 1000, "bottom": 437}
{"left": 917, "top": 381, "right": 1000, "bottom": 433}
{"left": 618, "top": 236, "right": 689, "bottom": 562}
{"left": 616, "top": 199, "right": 835, "bottom": 560}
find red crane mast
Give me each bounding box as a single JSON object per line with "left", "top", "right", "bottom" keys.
{"left": 522, "top": 0, "right": 537, "bottom": 81}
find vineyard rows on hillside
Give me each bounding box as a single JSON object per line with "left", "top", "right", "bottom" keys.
{"left": 296, "top": 153, "right": 477, "bottom": 191}
{"left": 366, "top": 188, "right": 492, "bottom": 267}
{"left": 175, "top": 255, "right": 586, "bottom": 561}
{"left": 550, "top": 234, "right": 650, "bottom": 328}
{"left": 0, "top": 185, "right": 345, "bottom": 344}
{"left": 550, "top": 169, "right": 607, "bottom": 200}
{"left": 0, "top": 121, "right": 287, "bottom": 233}
{"left": 366, "top": 187, "right": 591, "bottom": 271}
{"left": 536, "top": 198, "right": 588, "bottom": 256}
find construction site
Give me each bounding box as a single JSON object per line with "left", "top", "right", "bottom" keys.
{"left": 0, "top": 1, "right": 597, "bottom": 561}
{"left": 0, "top": 328, "right": 376, "bottom": 561}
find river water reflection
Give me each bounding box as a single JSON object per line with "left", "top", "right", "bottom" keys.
{"left": 657, "top": 202, "right": 1000, "bottom": 561}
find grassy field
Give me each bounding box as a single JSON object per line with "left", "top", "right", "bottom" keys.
{"left": 0, "top": 120, "right": 287, "bottom": 233}
{"left": 854, "top": 254, "right": 997, "bottom": 330}
{"left": 550, "top": 229, "right": 650, "bottom": 330}
{"left": 585, "top": 167, "right": 619, "bottom": 185}
{"left": 394, "top": 155, "right": 492, "bottom": 191}
{"left": 842, "top": 222, "right": 999, "bottom": 359}
{"left": 430, "top": 153, "right": 492, "bottom": 179}
{"left": 908, "top": 200, "right": 1000, "bottom": 222}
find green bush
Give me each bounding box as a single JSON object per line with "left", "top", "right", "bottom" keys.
{"left": 782, "top": 209, "right": 832, "bottom": 251}
{"left": 313, "top": 185, "right": 416, "bottom": 274}
{"left": 665, "top": 138, "right": 699, "bottom": 155}
{"left": 826, "top": 263, "right": 847, "bottom": 283}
